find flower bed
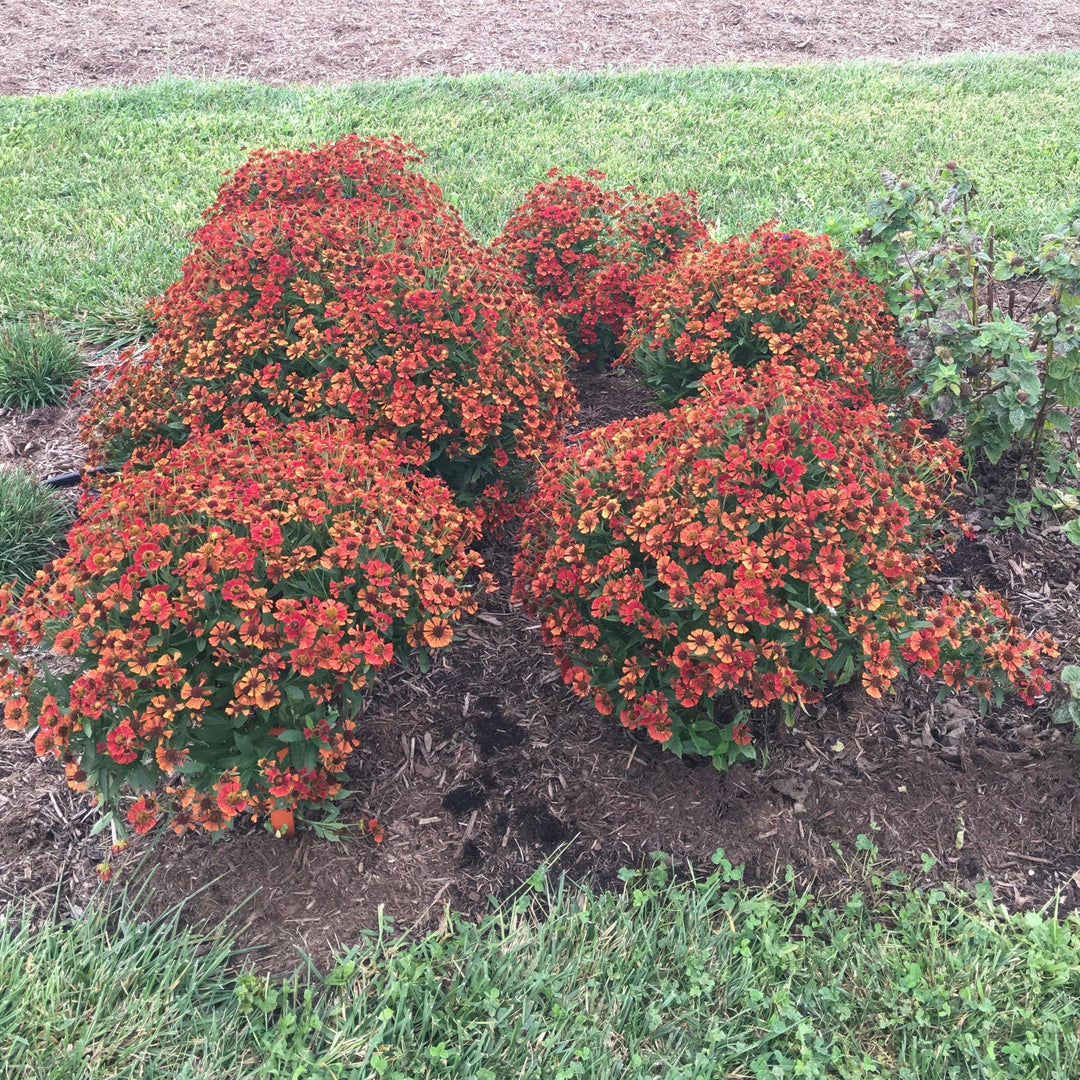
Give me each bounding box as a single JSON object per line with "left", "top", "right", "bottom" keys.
{"left": 0, "top": 137, "right": 1065, "bottom": 843}
{"left": 201, "top": 133, "right": 464, "bottom": 236}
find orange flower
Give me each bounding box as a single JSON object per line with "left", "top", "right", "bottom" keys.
{"left": 422, "top": 617, "right": 454, "bottom": 649}
{"left": 155, "top": 744, "right": 190, "bottom": 772}
{"left": 216, "top": 778, "right": 251, "bottom": 818}
{"left": 685, "top": 628, "right": 717, "bottom": 658}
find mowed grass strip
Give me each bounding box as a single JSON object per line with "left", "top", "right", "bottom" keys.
{"left": 4, "top": 860, "right": 1079, "bottom": 1079}
{"left": 1, "top": 52, "right": 1080, "bottom": 334}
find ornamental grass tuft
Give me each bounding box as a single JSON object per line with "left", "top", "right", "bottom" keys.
{"left": 0, "top": 321, "right": 82, "bottom": 411}
{"left": 0, "top": 468, "right": 72, "bottom": 589}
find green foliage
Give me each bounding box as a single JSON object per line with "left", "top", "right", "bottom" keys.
{"left": 236, "top": 855, "right": 1080, "bottom": 1078}
{"left": 0, "top": 893, "right": 249, "bottom": 1080}
{"left": 1054, "top": 664, "right": 1080, "bottom": 738}
{"left": 850, "top": 165, "right": 1080, "bottom": 541}
{"left": 64, "top": 301, "right": 157, "bottom": 350}
{"left": 6, "top": 859, "right": 1080, "bottom": 1078}
{"left": 0, "top": 467, "right": 72, "bottom": 588}
{"left": 0, "top": 320, "right": 82, "bottom": 410}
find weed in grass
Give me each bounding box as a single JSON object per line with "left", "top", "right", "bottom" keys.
{"left": 3, "top": 858, "right": 1080, "bottom": 1078}
{"left": 242, "top": 858, "right": 1080, "bottom": 1079}
{"left": 0, "top": 320, "right": 82, "bottom": 410}
{"left": 0, "top": 468, "right": 72, "bottom": 588}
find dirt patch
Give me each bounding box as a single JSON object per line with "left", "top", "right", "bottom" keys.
{"left": 3, "top": 1, "right": 1080, "bottom": 97}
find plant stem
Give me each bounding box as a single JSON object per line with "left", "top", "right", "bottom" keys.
{"left": 898, "top": 237, "right": 936, "bottom": 317}
{"left": 969, "top": 248, "right": 979, "bottom": 324}
{"left": 1027, "top": 341, "right": 1055, "bottom": 488}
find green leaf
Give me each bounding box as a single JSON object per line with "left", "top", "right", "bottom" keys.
{"left": 1008, "top": 405, "right": 1029, "bottom": 431}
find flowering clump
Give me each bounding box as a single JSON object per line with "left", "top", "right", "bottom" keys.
{"left": 627, "top": 223, "right": 910, "bottom": 408}
{"left": 83, "top": 138, "right": 576, "bottom": 528}
{"left": 493, "top": 169, "right": 708, "bottom": 369}
{"left": 0, "top": 420, "right": 491, "bottom": 836}
{"left": 513, "top": 365, "right": 1055, "bottom": 769}
{"left": 201, "top": 133, "right": 464, "bottom": 236}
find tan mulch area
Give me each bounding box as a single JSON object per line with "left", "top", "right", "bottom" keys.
{"left": 3, "top": 1, "right": 1080, "bottom": 96}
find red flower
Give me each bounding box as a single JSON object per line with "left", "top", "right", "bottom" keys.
{"left": 126, "top": 794, "right": 159, "bottom": 835}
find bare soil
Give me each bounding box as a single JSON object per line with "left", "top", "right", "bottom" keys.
{"left": 3, "top": 1, "right": 1080, "bottom": 96}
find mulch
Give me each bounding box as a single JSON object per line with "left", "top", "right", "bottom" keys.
{"left": 3, "top": 1, "right": 1080, "bottom": 96}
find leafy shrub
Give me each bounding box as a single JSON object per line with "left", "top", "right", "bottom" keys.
{"left": 493, "top": 169, "right": 708, "bottom": 369}
{"left": 513, "top": 364, "right": 1055, "bottom": 769}
{"left": 627, "top": 223, "right": 909, "bottom": 409}
{"left": 850, "top": 165, "right": 1080, "bottom": 540}
{"left": 0, "top": 419, "right": 491, "bottom": 837}
{"left": 0, "top": 321, "right": 82, "bottom": 410}
{"left": 82, "top": 138, "right": 576, "bottom": 528}
{"left": 0, "top": 468, "right": 72, "bottom": 588}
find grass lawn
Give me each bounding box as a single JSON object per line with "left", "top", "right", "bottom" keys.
{"left": 1, "top": 52, "right": 1080, "bottom": 336}
{"left": 4, "top": 859, "right": 1079, "bottom": 1079}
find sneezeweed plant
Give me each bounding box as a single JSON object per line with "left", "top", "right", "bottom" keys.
{"left": 627, "top": 223, "right": 909, "bottom": 409}
{"left": 201, "top": 133, "right": 465, "bottom": 237}
{"left": 0, "top": 320, "right": 83, "bottom": 410}
{"left": 493, "top": 169, "right": 707, "bottom": 369}
{"left": 513, "top": 364, "right": 1055, "bottom": 771}
{"left": 0, "top": 420, "right": 492, "bottom": 837}
{"left": 0, "top": 468, "right": 73, "bottom": 589}
{"left": 82, "top": 138, "right": 576, "bottom": 529}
